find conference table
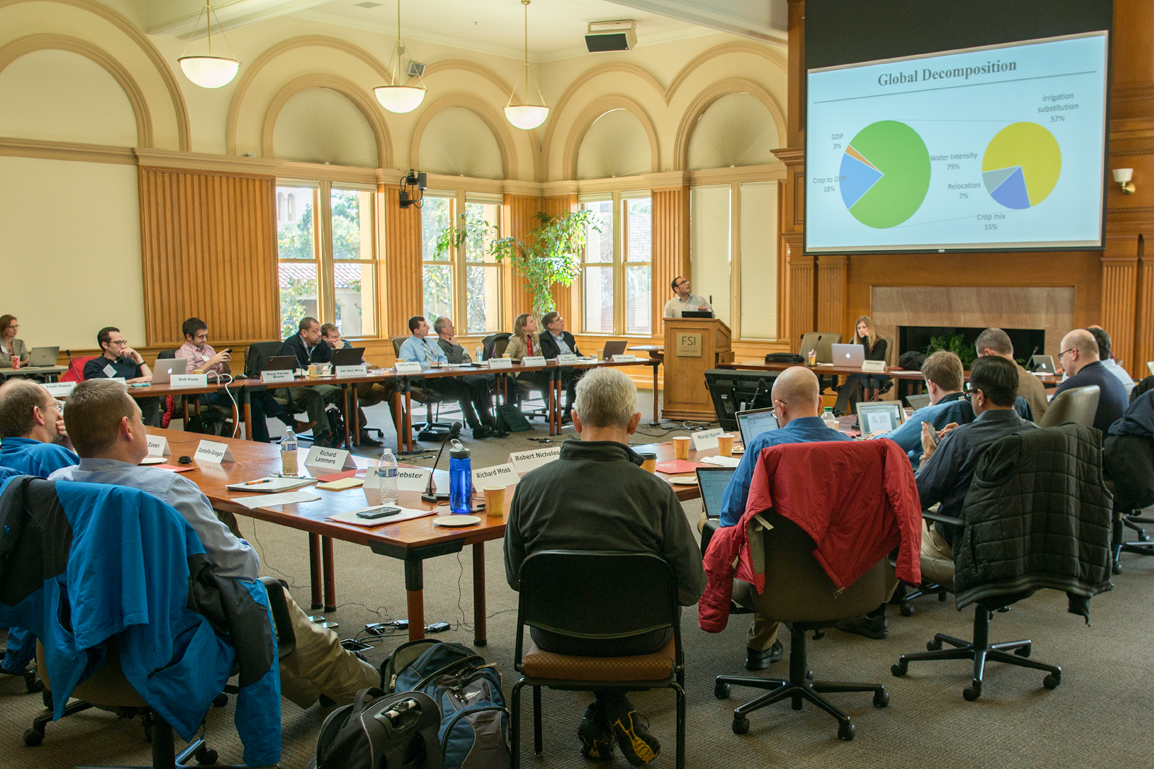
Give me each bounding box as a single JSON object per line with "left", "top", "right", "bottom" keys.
{"left": 147, "top": 428, "right": 710, "bottom": 644}
{"left": 0, "top": 365, "right": 67, "bottom": 381}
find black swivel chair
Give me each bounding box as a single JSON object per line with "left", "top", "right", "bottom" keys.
{"left": 390, "top": 336, "right": 454, "bottom": 442}
{"left": 510, "top": 551, "right": 686, "bottom": 769}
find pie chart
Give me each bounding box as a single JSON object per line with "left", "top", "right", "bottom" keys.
{"left": 982, "top": 123, "right": 1061, "bottom": 210}
{"left": 838, "top": 121, "right": 931, "bottom": 229}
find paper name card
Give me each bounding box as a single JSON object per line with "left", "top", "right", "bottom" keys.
{"left": 304, "top": 445, "right": 356, "bottom": 471}
{"left": 861, "top": 360, "right": 887, "bottom": 373}
{"left": 109, "top": 377, "right": 127, "bottom": 385}
{"left": 473, "top": 463, "right": 518, "bottom": 489}
{"left": 556, "top": 354, "right": 579, "bottom": 364}
{"left": 261, "top": 370, "right": 295, "bottom": 383}
{"left": 336, "top": 364, "right": 369, "bottom": 377}
{"left": 487, "top": 358, "right": 513, "bottom": 370}
{"left": 692, "top": 427, "right": 726, "bottom": 451}
{"left": 397, "top": 466, "right": 431, "bottom": 492}
{"left": 611, "top": 354, "right": 637, "bottom": 362}
{"left": 521, "top": 356, "right": 547, "bottom": 367}
{"left": 509, "top": 446, "right": 562, "bottom": 474}
{"left": 103, "top": 362, "right": 118, "bottom": 378}
{"left": 394, "top": 361, "right": 424, "bottom": 374}
{"left": 171, "top": 373, "right": 208, "bottom": 388}
{"left": 195, "top": 439, "right": 235, "bottom": 464}
{"left": 43, "top": 381, "right": 76, "bottom": 398}
{"left": 147, "top": 435, "right": 172, "bottom": 457}
{"left": 1148, "top": 361, "right": 1154, "bottom": 377}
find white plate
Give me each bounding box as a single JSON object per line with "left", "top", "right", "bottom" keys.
{"left": 139, "top": 456, "right": 165, "bottom": 465}
{"left": 432, "top": 515, "right": 481, "bottom": 527}
{"left": 668, "top": 475, "right": 699, "bottom": 486}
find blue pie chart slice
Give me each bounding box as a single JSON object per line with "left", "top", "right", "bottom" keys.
{"left": 985, "top": 166, "right": 1031, "bottom": 210}
{"left": 839, "top": 153, "right": 884, "bottom": 210}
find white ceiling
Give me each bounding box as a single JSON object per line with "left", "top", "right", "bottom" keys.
{"left": 142, "top": 0, "right": 787, "bottom": 59}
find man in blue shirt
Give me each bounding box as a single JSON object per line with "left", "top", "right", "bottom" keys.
{"left": 716, "top": 366, "right": 850, "bottom": 670}
{"left": 398, "top": 316, "right": 497, "bottom": 438}
{"left": 871, "top": 351, "right": 966, "bottom": 466}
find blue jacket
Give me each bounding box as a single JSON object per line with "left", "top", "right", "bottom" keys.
{"left": 0, "top": 477, "right": 280, "bottom": 766}
{"left": 0, "top": 437, "right": 78, "bottom": 477}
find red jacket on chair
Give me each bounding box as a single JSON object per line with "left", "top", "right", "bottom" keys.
{"left": 699, "top": 440, "right": 922, "bottom": 633}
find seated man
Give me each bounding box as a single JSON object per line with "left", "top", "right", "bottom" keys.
{"left": 976, "top": 327, "right": 1048, "bottom": 420}
{"left": 1069, "top": 326, "right": 1135, "bottom": 395}
{"left": 84, "top": 326, "right": 160, "bottom": 426}
{"left": 399, "top": 316, "right": 497, "bottom": 439}
{"left": 321, "top": 323, "right": 392, "bottom": 447}
{"left": 279, "top": 317, "right": 343, "bottom": 447}
{"left": 917, "top": 356, "right": 1038, "bottom": 585}
{"left": 175, "top": 316, "right": 236, "bottom": 432}
{"left": 1054, "top": 328, "right": 1128, "bottom": 436}
{"left": 49, "top": 380, "right": 378, "bottom": 708}
{"left": 538, "top": 311, "right": 582, "bottom": 419}
{"left": 504, "top": 368, "right": 704, "bottom": 766}
{"left": 871, "top": 351, "right": 967, "bottom": 466}
{"left": 432, "top": 317, "right": 501, "bottom": 434}
{"left": 716, "top": 366, "right": 849, "bottom": 667}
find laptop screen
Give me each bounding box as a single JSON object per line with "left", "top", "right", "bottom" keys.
{"left": 737, "top": 408, "right": 778, "bottom": 448}
{"left": 856, "top": 402, "right": 904, "bottom": 434}
{"left": 697, "top": 467, "right": 736, "bottom": 519}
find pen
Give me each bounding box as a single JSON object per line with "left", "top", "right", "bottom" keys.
{"left": 240, "top": 478, "right": 273, "bottom": 486}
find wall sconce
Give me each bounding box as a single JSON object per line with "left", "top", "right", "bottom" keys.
{"left": 399, "top": 169, "right": 426, "bottom": 209}
{"left": 1113, "top": 168, "right": 1135, "bottom": 195}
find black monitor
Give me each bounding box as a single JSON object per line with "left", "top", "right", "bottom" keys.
{"left": 704, "top": 369, "right": 778, "bottom": 431}
{"left": 681, "top": 310, "right": 713, "bottom": 319}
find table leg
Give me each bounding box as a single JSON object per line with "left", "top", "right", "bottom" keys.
{"left": 405, "top": 557, "right": 426, "bottom": 642}
{"left": 351, "top": 387, "right": 361, "bottom": 445}
{"left": 548, "top": 371, "right": 558, "bottom": 435}
{"left": 392, "top": 389, "right": 405, "bottom": 453}
{"left": 308, "top": 533, "right": 322, "bottom": 611}
{"left": 181, "top": 398, "right": 189, "bottom": 425}
{"left": 651, "top": 362, "right": 660, "bottom": 425}
{"left": 322, "top": 536, "right": 336, "bottom": 613}
{"left": 341, "top": 386, "right": 353, "bottom": 450}
{"left": 242, "top": 390, "right": 253, "bottom": 442}
{"left": 472, "top": 542, "right": 487, "bottom": 647}
{"left": 404, "top": 382, "right": 413, "bottom": 452}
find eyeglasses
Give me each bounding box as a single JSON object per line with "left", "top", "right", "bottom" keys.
{"left": 1058, "top": 348, "right": 1075, "bottom": 358}
{"left": 108, "top": 339, "right": 128, "bottom": 347}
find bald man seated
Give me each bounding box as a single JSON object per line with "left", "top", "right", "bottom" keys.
{"left": 715, "top": 366, "right": 851, "bottom": 669}
{"left": 1054, "top": 328, "right": 1128, "bottom": 435}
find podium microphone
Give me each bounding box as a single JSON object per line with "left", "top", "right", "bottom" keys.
{"left": 1025, "top": 346, "right": 1040, "bottom": 371}
{"left": 422, "top": 422, "right": 462, "bottom": 502}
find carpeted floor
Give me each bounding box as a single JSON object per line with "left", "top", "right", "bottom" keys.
{"left": 3, "top": 391, "right": 1152, "bottom": 768}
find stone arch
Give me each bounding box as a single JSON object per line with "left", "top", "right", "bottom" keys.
{"left": 562, "top": 96, "right": 659, "bottom": 181}
{"left": 673, "top": 79, "right": 786, "bottom": 171}
{"left": 261, "top": 74, "right": 392, "bottom": 167}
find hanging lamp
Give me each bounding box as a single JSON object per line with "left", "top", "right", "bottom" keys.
{"left": 504, "top": 0, "right": 549, "bottom": 130}
{"left": 178, "top": 2, "right": 240, "bottom": 89}
{"left": 374, "top": 0, "right": 426, "bottom": 113}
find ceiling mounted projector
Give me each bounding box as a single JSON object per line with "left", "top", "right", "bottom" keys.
{"left": 585, "top": 20, "right": 636, "bottom": 52}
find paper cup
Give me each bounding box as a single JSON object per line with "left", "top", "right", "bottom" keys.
{"left": 639, "top": 452, "right": 657, "bottom": 473}
{"left": 483, "top": 485, "right": 506, "bottom": 517}
{"left": 673, "top": 436, "right": 691, "bottom": 460}
{"left": 717, "top": 434, "right": 734, "bottom": 457}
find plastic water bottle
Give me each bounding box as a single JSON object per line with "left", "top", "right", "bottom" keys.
{"left": 475, "top": 345, "right": 483, "bottom": 362}
{"left": 822, "top": 407, "right": 838, "bottom": 431}
{"left": 378, "top": 448, "right": 398, "bottom": 504}
{"left": 280, "top": 428, "right": 298, "bottom": 476}
{"left": 449, "top": 442, "right": 472, "bottom": 514}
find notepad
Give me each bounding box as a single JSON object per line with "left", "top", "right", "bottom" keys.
{"left": 226, "top": 476, "right": 316, "bottom": 493}
{"left": 654, "top": 460, "right": 705, "bottom": 475}
{"left": 316, "top": 477, "right": 364, "bottom": 491}
{"left": 233, "top": 490, "right": 321, "bottom": 509}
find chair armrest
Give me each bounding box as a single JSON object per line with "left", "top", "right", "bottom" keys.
{"left": 922, "top": 511, "right": 963, "bottom": 528}
{"left": 259, "top": 576, "right": 296, "bottom": 659}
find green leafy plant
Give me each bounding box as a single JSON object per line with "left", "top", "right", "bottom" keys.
{"left": 924, "top": 332, "right": 977, "bottom": 369}
{"left": 437, "top": 209, "right": 601, "bottom": 317}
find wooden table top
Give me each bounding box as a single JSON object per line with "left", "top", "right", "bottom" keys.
{"left": 723, "top": 360, "right": 1061, "bottom": 386}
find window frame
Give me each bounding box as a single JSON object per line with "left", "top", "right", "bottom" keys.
{"left": 578, "top": 191, "right": 652, "bottom": 336}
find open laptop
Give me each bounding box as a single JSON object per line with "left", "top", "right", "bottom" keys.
{"left": 331, "top": 347, "right": 365, "bottom": 366}
{"left": 856, "top": 401, "right": 904, "bottom": 435}
{"left": 736, "top": 407, "right": 779, "bottom": 448}
{"left": 905, "top": 393, "right": 932, "bottom": 411}
{"left": 151, "top": 357, "right": 188, "bottom": 385}
{"left": 831, "top": 343, "right": 866, "bottom": 367}
{"left": 264, "top": 355, "right": 298, "bottom": 372}
{"left": 602, "top": 340, "right": 628, "bottom": 359}
{"left": 1031, "top": 354, "right": 1057, "bottom": 374}
{"left": 26, "top": 347, "right": 59, "bottom": 366}
{"left": 696, "top": 467, "right": 737, "bottom": 520}
{"left": 799, "top": 332, "right": 841, "bottom": 364}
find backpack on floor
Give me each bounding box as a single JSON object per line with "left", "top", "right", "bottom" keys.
{"left": 309, "top": 688, "right": 444, "bottom": 769}
{"left": 382, "top": 641, "right": 511, "bottom": 769}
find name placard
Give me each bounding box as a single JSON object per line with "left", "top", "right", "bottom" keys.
{"left": 394, "top": 361, "right": 424, "bottom": 375}
{"left": 556, "top": 354, "right": 579, "bottom": 365}
{"left": 473, "top": 463, "right": 518, "bottom": 489}
{"left": 147, "top": 435, "right": 171, "bottom": 457}
{"left": 336, "top": 364, "right": 369, "bottom": 377}
{"left": 487, "top": 358, "right": 513, "bottom": 370}
{"left": 611, "top": 354, "right": 637, "bottom": 362}
{"left": 509, "top": 446, "right": 562, "bottom": 474}
{"left": 195, "top": 439, "right": 235, "bottom": 464}
{"left": 397, "top": 466, "right": 431, "bottom": 492}
{"left": 676, "top": 332, "right": 702, "bottom": 358}
{"left": 304, "top": 445, "right": 356, "bottom": 471}
{"left": 43, "top": 381, "right": 76, "bottom": 398}
{"left": 171, "top": 373, "right": 209, "bottom": 389}
{"left": 521, "top": 356, "right": 547, "bottom": 367}
{"left": 103, "top": 363, "right": 117, "bottom": 378}
{"left": 861, "top": 360, "right": 887, "bottom": 374}
{"left": 692, "top": 427, "right": 726, "bottom": 451}
{"left": 261, "top": 370, "right": 295, "bottom": 384}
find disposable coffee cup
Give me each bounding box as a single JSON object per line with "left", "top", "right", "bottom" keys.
{"left": 717, "top": 434, "right": 734, "bottom": 457}
{"left": 484, "top": 485, "right": 506, "bottom": 517}
{"left": 639, "top": 452, "right": 657, "bottom": 473}
{"left": 673, "top": 436, "right": 691, "bottom": 460}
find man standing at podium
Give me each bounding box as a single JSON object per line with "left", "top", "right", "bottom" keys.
{"left": 663, "top": 276, "right": 713, "bottom": 318}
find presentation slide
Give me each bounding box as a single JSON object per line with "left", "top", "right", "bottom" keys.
{"left": 805, "top": 32, "right": 1108, "bottom": 253}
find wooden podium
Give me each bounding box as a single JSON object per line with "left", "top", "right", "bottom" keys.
{"left": 661, "top": 318, "right": 732, "bottom": 421}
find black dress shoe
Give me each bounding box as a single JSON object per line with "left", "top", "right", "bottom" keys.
{"left": 745, "top": 640, "right": 783, "bottom": 671}
{"left": 835, "top": 614, "right": 888, "bottom": 640}
{"left": 471, "top": 424, "right": 491, "bottom": 439}
{"left": 358, "top": 432, "right": 383, "bottom": 447}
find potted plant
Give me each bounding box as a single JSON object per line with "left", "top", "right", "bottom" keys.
{"left": 436, "top": 209, "right": 601, "bottom": 317}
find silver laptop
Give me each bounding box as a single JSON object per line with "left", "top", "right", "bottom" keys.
{"left": 736, "top": 407, "right": 779, "bottom": 448}
{"left": 151, "top": 357, "right": 187, "bottom": 384}
{"left": 602, "top": 340, "right": 628, "bottom": 359}
{"left": 831, "top": 343, "right": 866, "bottom": 367}
{"left": 799, "top": 332, "right": 841, "bottom": 364}
{"left": 696, "top": 467, "right": 737, "bottom": 520}
{"left": 1031, "top": 354, "right": 1057, "bottom": 374}
{"left": 856, "top": 401, "right": 904, "bottom": 435}
{"left": 905, "top": 393, "right": 932, "bottom": 410}
{"left": 27, "top": 347, "right": 58, "bottom": 366}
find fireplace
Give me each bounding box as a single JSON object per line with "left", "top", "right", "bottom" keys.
{"left": 898, "top": 326, "right": 1046, "bottom": 366}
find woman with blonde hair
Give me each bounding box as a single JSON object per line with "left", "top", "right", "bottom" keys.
{"left": 834, "top": 315, "right": 890, "bottom": 414}
{"left": 0, "top": 315, "right": 28, "bottom": 368}
{"left": 505, "top": 313, "right": 552, "bottom": 402}
{"left": 853, "top": 315, "right": 888, "bottom": 362}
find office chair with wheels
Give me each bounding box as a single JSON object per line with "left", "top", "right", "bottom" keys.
{"left": 480, "top": 332, "right": 511, "bottom": 361}
{"left": 390, "top": 336, "right": 454, "bottom": 441}
{"left": 1038, "top": 384, "right": 1099, "bottom": 428}
{"left": 511, "top": 551, "right": 686, "bottom": 769}
{"left": 1102, "top": 393, "right": 1154, "bottom": 572}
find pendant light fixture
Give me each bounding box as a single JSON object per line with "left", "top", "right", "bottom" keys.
{"left": 374, "top": 0, "right": 426, "bottom": 114}
{"left": 178, "top": 2, "right": 240, "bottom": 89}
{"left": 504, "top": 0, "right": 549, "bottom": 130}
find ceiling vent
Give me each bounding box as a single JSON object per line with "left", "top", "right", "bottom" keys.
{"left": 585, "top": 20, "right": 636, "bottom": 53}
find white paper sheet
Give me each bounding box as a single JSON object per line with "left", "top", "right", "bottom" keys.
{"left": 233, "top": 490, "right": 321, "bottom": 509}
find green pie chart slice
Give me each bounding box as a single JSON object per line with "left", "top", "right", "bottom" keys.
{"left": 841, "top": 121, "right": 931, "bottom": 229}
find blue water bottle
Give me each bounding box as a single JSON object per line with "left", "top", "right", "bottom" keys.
{"left": 449, "top": 441, "right": 473, "bottom": 514}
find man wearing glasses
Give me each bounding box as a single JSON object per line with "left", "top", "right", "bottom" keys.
{"left": 83, "top": 326, "right": 160, "bottom": 425}
{"left": 1053, "top": 328, "right": 1128, "bottom": 436}
{"left": 662, "top": 276, "right": 713, "bottom": 318}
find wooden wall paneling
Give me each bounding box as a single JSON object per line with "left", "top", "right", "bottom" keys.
{"left": 1101, "top": 245, "right": 1140, "bottom": 374}
{"left": 504, "top": 194, "right": 542, "bottom": 320}
{"left": 1134, "top": 240, "right": 1154, "bottom": 375}
{"left": 383, "top": 184, "right": 422, "bottom": 338}
{"left": 783, "top": 233, "right": 812, "bottom": 350}
{"left": 651, "top": 186, "right": 690, "bottom": 335}
{"left": 816, "top": 254, "right": 847, "bottom": 335}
